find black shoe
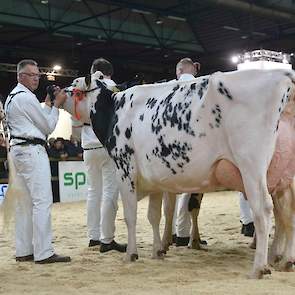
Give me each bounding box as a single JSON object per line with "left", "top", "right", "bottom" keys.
{"left": 243, "top": 222, "right": 255, "bottom": 237}
{"left": 35, "top": 253, "right": 71, "bottom": 264}
{"left": 199, "top": 239, "right": 207, "bottom": 245}
{"left": 100, "top": 240, "right": 127, "bottom": 253}
{"left": 241, "top": 224, "right": 245, "bottom": 235}
{"left": 16, "top": 254, "right": 34, "bottom": 262}
{"left": 89, "top": 239, "right": 101, "bottom": 247}
{"left": 176, "top": 236, "right": 190, "bottom": 247}
{"left": 172, "top": 234, "right": 177, "bottom": 244}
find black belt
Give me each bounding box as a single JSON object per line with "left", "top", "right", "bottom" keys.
{"left": 84, "top": 123, "right": 91, "bottom": 126}
{"left": 11, "top": 136, "right": 47, "bottom": 147}
{"left": 83, "top": 146, "right": 103, "bottom": 151}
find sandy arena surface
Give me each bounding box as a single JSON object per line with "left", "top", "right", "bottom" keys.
{"left": 1, "top": 191, "right": 295, "bottom": 295}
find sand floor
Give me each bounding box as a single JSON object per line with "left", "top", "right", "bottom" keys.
{"left": 1, "top": 191, "right": 295, "bottom": 295}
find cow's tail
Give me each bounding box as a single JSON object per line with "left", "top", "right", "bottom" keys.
{"left": 0, "top": 152, "right": 27, "bottom": 233}
{"left": 284, "top": 70, "right": 295, "bottom": 104}
{"left": 0, "top": 101, "right": 27, "bottom": 233}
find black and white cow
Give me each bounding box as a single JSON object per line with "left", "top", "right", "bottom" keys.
{"left": 63, "top": 69, "right": 295, "bottom": 279}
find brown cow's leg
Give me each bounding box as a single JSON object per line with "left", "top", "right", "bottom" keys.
{"left": 188, "top": 193, "right": 207, "bottom": 250}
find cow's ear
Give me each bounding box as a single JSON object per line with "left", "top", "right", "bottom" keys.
{"left": 85, "top": 74, "right": 91, "bottom": 88}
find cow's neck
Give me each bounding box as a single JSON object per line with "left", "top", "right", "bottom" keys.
{"left": 90, "top": 82, "right": 115, "bottom": 149}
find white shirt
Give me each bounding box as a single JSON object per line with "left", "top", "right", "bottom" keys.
{"left": 167, "top": 73, "right": 195, "bottom": 84}
{"left": 178, "top": 73, "right": 195, "bottom": 81}
{"left": 81, "top": 78, "right": 116, "bottom": 149}
{"left": 4, "top": 83, "right": 59, "bottom": 145}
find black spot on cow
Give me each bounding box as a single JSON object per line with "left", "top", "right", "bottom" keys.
{"left": 130, "top": 101, "right": 133, "bottom": 108}
{"left": 218, "top": 81, "right": 233, "bottom": 100}
{"left": 111, "top": 143, "right": 135, "bottom": 191}
{"left": 115, "top": 126, "right": 120, "bottom": 136}
{"left": 197, "top": 78, "right": 209, "bottom": 99}
{"left": 139, "top": 114, "right": 144, "bottom": 121}
{"left": 114, "top": 93, "right": 126, "bottom": 111}
{"left": 199, "top": 132, "right": 206, "bottom": 138}
{"left": 151, "top": 136, "right": 192, "bottom": 175}
{"left": 125, "top": 125, "right": 132, "bottom": 139}
{"left": 151, "top": 84, "right": 196, "bottom": 137}
{"left": 146, "top": 97, "right": 157, "bottom": 109}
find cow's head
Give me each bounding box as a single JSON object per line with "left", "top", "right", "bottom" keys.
{"left": 62, "top": 71, "right": 105, "bottom": 123}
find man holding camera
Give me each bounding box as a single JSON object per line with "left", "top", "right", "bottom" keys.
{"left": 5, "top": 59, "right": 71, "bottom": 263}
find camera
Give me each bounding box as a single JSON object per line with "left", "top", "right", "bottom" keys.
{"left": 46, "top": 85, "right": 56, "bottom": 102}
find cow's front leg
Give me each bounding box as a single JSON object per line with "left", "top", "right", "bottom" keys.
{"left": 148, "top": 193, "right": 164, "bottom": 259}
{"left": 161, "top": 192, "right": 176, "bottom": 253}
{"left": 120, "top": 184, "right": 138, "bottom": 262}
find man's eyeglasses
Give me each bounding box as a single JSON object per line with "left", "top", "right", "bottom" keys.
{"left": 20, "top": 72, "right": 42, "bottom": 78}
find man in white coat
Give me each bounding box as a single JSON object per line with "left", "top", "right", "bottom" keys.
{"left": 5, "top": 59, "right": 71, "bottom": 263}
{"left": 83, "top": 58, "right": 126, "bottom": 253}
{"left": 172, "top": 58, "right": 207, "bottom": 246}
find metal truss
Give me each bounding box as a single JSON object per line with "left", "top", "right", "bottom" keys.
{"left": 0, "top": 63, "right": 78, "bottom": 77}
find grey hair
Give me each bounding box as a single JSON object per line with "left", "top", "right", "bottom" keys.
{"left": 17, "top": 59, "right": 38, "bottom": 74}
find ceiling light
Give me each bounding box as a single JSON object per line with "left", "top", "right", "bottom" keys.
{"left": 131, "top": 9, "right": 152, "bottom": 15}
{"left": 231, "top": 56, "right": 239, "bottom": 63}
{"left": 155, "top": 19, "right": 163, "bottom": 25}
{"left": 223, "top": 25, "right": 240, "bottom": 31}
{"left": 76, "top": 42, "right": 83, "bottom": 46}
{"left": 41, "top": 0, "right": 48, "bottom": 4}
{"left": 53, "top": 65, "right": 62, "bottom": 71}
{"left": 167, "top": 15, "right": 186, "bottom": 22}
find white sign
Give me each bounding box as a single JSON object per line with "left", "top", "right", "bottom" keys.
{"left": 0, "top": 184, "right": 8, "bottom": 204}
{"left": 58, "top": 161, "right": 88, "bottom": 203}
{"left": 238, "top": 60, "right": 292, "bottom": 71}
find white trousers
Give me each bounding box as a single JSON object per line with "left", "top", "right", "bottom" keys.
{"left": 172, "top": 193, "right": 191, "bottom": 238}
{"left": 239, "top": 192, "right": 253, "bottom": 225}
{"left": 84, "top": 148, "right": 119, "bottom": 244}
{"left": 11, "top": 145, "right": 54, "bottom": 261}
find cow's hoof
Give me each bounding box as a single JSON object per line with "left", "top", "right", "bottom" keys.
{"left": 274, "top": 255, "right": 283, "bottom": 264}
{"left": 161, "top": 244, "right": 170, "bottom": 253}
{"left": 188, "top": 243, "right": 208, "bottom": 251}
{"left": 153, "top": 250, "right": 165, "bottom": 259}
{"left": 125, "top": 253, "right": 138, "bottom": 262}
{"left": 281, "top": 261, "right": 294, "bottom": 272}
{"left": 262, "top": 267, "right": 271, "bottom": 275}
{"left": 248, "top": 267, "right": 271, "bottom": 279}
{"left": 131, "top": 253, "right": 139, "bottom": 261}
{"left": 188, "top": 240, "right": 201, "bottom": 250}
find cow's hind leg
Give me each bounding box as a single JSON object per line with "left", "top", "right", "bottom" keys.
{"left": 269, "top": 191, "right": 287, "bottom": 267}
{"left": 240, "top": 170, "right": 273, "bottom": 279}
{"left": 272, "top": 182, "right": 295, "bottom": 272}
{"left": 148, "top": 193, "right": 165, "bottom": 259}
{"left": 161, "top": 192, "right": 176, "bottom": 253}
{"left": 188, "top": 193, "right": 206, "bottom": 250}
